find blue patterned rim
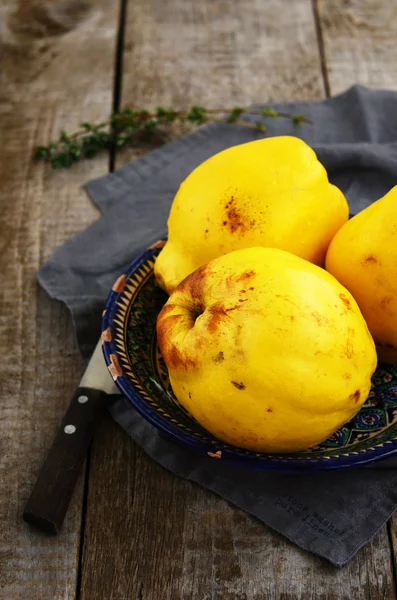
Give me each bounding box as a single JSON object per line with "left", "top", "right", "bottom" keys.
{"left": 102, "top": 242, "right": 397, "bottom": 472}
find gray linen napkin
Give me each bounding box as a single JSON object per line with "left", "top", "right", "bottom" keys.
{"left": 39, "top": 85, "right": 397, "bottom": 566}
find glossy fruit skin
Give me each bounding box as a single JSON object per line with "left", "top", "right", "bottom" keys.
{"left": 326, "top": 185, "right": 397, "bottom": 364}
{"left": 157, "top": 247, "right": 377, "bottom": 453}
{"left": 154, "top": 136, "right": 348, "bottom": 294}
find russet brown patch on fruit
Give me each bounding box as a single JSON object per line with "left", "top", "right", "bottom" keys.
{"left": 157, "top": 303, "right": 178, "bottom": 319}
{"left": 311, "top": 311, "right": 329, "bottom": 326}
{"left": 343, "top": 373, "right": 352, "bottom": 380}
{"left": 176, "top": 264, "right": 208, "bottom": 299}
{"left": 363, "top": 254, "right": 378, "bottom": 265}
{"left": 156, "top": 312, "right": 179, "bottom": 345}
{"left": 231, "top": 381, "right": 246, "bottom": 390}
{"left": 225, "top": 197, "right": 234, "bottom": 209}
{"left": 167, "top": 344, "right": 197, "bottom": 370}
{"left": 194, "top": 336, "right": 205, "bottom": 349}
{"left": 249, "top": 286, "right": 254, "bottom": 291}
{"left": 344, "top": 340, "right": 354, "bottom": 359}
{"left": 339, "top": 293, "right": 352, "bottom": 311}
{"left": 222, "top": 197, "right": 252, "bottom": 234}
{"left": 206, "top": 302, "right": 230, "bottom": 333}
{"left": 290, "top": 315, "right": 296, "bottom": 322}
{"left": 267, "top": 408, "right": 273, "bottom": 413}
{"left": 227, "top": 206, "right": 244, "bottom": 233}
{"left": 237, "top": 269, "right": 255, "bottom": 282}
{"left": 213, "top": 351, "right": 225, "bottom": 363}
{"left": 157, "top": 312, "right": 197, "bottom": 371}
{"left": 349, "top": 389, "right": 361, "bottom": 403}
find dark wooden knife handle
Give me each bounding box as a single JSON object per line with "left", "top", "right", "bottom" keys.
{"left": 23, "top": 386, "right": 107, "bottom": 535}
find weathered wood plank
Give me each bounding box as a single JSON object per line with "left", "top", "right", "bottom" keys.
{"left": 0, "top": 1, "right": 119, "bottom": 598}
{"left": 121, "top": 0, "right": 325, "bottom": 107}
{"left": 78, "top": 0, "right": 394, "bottom": 598}
{"left": 316, "top": 0, "right": 397, "bottom": 93}
{"left": 82, "top": 421, "right": 395, "bottom": 600}
{"left": 115, "top": 0, "right": 326, "bottom": 164}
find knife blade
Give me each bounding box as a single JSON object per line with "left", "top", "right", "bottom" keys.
{"left": 23, "top": 340, "right": 119, "bottom": 534}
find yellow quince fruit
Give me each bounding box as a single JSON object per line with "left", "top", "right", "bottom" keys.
{"left": 326, "top": 185, "right": 397, "bottom": 364}
{"left": 157, "top": 247, "right": 377, "bottom": 453}
{"left": 155, "top": 136, "right": 348, "bottom": 294}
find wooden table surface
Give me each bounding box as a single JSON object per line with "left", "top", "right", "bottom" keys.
{"left": 2, "top": 0, "right": 397, "bottom": 598}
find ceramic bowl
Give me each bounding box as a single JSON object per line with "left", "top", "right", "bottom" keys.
{"left": 102, "top": 242, "right": 397, "bottom": 472}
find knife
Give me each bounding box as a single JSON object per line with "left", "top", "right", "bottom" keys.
{"left": 23, "top": 340, "right": 118, "bottom": 534}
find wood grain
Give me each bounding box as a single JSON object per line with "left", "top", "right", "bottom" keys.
{"left": 82, "top": 422, "right": 396, "bottom": 600}
{"left": 122, "top": 0, "right": 325, "bottom": 107}
{"left": 0, "top": 0, "right": 119, "bottom": 597}
{"left": 316, "top": 0, "right": 397, "bottom": 93}
{"left": 80, "top": 0, "right": 394, "bottom": 598}
{"left": 116, "top": 0, "right": 326, "bottom": 164}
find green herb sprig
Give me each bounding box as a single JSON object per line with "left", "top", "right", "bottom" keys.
{"left": 34, "top": 106, "right": 311, "bottom": 168}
